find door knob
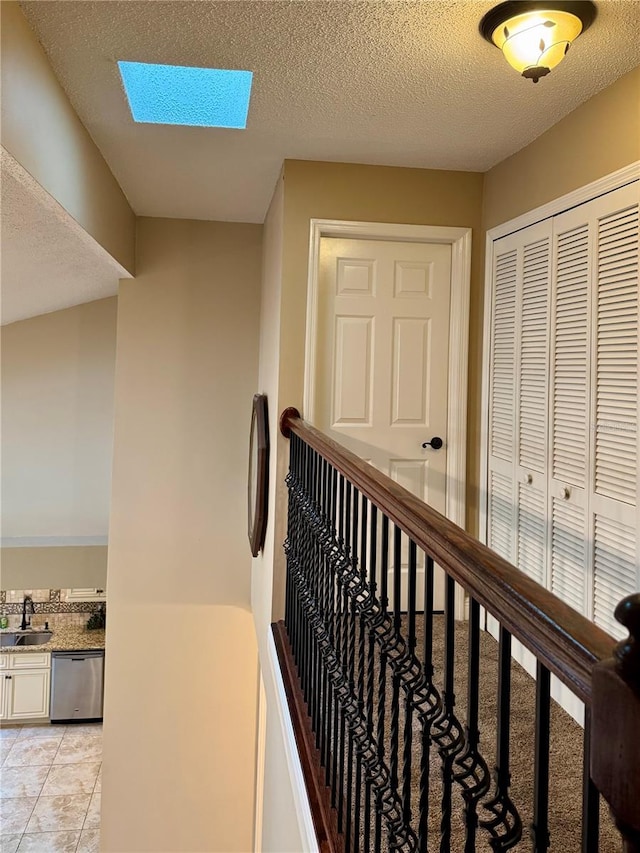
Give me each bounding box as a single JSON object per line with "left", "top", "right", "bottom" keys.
{"left": 422, "top": 436, "right": 443, "bottom": 450}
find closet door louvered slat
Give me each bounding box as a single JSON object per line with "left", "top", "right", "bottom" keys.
{"left": 490, "top": 249, "right": 517, "bottom": 464}
{"left": 594, "top": 203, "right": 639, "bottom": 505}
{"left": 517, "top": 482, "right": 546, "bottom": 586}
{"left": 515, "top": 225, "right": 552, "bottom": 585}
{"left": 552, "top": 223, "right": 590, "bottom": 489}
{"left": 551, "top": 496, "right": 587, "bottom": 614}
{"left": 519, "top": 238, "right": 550, "bottom": 474}
{"left": 487, "top": 241, "right": 518, "bottom": 562}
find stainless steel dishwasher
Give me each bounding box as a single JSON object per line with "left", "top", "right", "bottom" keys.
{"left": 50, "top": 650, "right": 105, "bottom": 722}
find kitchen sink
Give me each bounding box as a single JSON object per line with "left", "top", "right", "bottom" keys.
{"left": 0, "top": 630, "right": 53, "bottom": 647}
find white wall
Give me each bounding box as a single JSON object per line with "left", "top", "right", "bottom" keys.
{"left": 103, "top": 217, "right": 262, "bottom": 852}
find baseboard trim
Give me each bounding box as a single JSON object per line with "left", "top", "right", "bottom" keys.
{"left": 270, "top": 622, "right": 343, "bottom": 853}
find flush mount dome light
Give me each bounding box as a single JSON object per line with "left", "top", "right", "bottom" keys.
{"left": 480, "top": 1, "right": 596, "bottom": 83}
{"left": 118, "top": 61, "right": 253, "bottom": 128}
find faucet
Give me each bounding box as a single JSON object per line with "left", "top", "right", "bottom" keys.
{"left": 21, "top": 595, "right": 35, "bottom": 631}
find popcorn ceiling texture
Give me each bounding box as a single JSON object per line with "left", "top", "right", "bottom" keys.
{"left": 19, "top": 0, "right": 640, "bottom": 224}
{"left": 1, "top": 152, "right": 121, "bottom": 325}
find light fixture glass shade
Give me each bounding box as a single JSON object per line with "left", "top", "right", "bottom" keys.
{"left": 491, "top": 9, "right": 583, "bottom": 81}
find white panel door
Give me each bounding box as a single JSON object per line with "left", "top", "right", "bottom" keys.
{"left": 315, "top": 237, "right": 452, "bottom": 610}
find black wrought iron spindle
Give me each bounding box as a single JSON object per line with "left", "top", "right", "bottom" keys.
{"left": 352, "top": 495, "right": 368, "bottom": 853}
{"left": 401, "top": 540, "right": 418, "bottom": 827}
{"left": 479, "top": 625, "right": 522, "bottom": 851}
{"left": 331, "top": 472, "right": 346, "bottom": 812}
{"left": 434, "top": 574, "right": 465, "bottom": 853}
{"left": 453, "top": 596, "right": 490, "bottom": 852}
{"left": 418, "top": 553, "right": 439, "bottom": 850}
{"left": 581, "top": 709, "right": 600, "bottom": 853}
{"left": 389, "top": 526, "right": 403, "bottom": 798}
{"left": 364, "top": 504, "right": 377, "bottom": 853}
{"left": 531, "top": 661, "right": 551, "bottom": 852}
{"left": 345, "top": 489, "right": 360, "bottom": 853}
{"left": 374, "top": 514, "right": 390, "bottom": 853}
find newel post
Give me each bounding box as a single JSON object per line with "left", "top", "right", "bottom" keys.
{"left": 591, "top": 594, "right": 640, "bottom": 852}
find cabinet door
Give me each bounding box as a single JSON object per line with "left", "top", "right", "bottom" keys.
{"left": 0, "top": 674, "right": 9, "bottom": 720}
{"left": 7, "top": 670, "right": 51, "bottom": 720}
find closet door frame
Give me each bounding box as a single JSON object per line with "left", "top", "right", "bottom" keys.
{"left": 480, "top": 161, "right": 640, "bottom": 552}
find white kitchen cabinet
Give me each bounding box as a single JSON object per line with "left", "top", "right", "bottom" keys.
{"left": 0, "top": 652, "right": 51, "bottom": 721}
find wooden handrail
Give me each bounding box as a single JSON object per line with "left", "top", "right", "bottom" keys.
{"left": 280, "top": 408, "right": 615, "bottom": 705}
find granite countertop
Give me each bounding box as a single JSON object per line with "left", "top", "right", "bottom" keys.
{"left": 0, "top": 625, "right": 105, "bottom": 653}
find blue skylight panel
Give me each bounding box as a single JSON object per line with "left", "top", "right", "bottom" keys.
{"left": 118, "top": 61, "right": 253, "bottom": 129}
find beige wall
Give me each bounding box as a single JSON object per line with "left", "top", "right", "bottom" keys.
{"left": 483, "top": 66, "right": 640, "bottom": 230}
{"left": 1, "top": 298, "right": 117, "bottom": 543}
{"left": 103, "top": 218, "right": 262, "bottom": 852}
{"left": 252, "top": 174, "right": 307, "bottom": 852}
{"left": 0, "top": 1, "right": 135, "bottom": 273}
{"left": 1, "top": 546, "right": 107, "bottom": 591}
{"left": 279, "top": 160, "right": 485, "bottom": 539}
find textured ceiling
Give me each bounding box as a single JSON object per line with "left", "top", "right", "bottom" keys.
{"left": 1, "top": 150, "right": 123, "bottom": 326}
{"left": 17, "top": 1, "right": 640, "bottom": 223}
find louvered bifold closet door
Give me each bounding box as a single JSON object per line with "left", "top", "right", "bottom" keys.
{"left": 589, "top": 184, "right": 639, "bottom": 639}
{"left": 488, "top": 221, "right": 552, "bottom": 584}
{"left": 549, "top": 204, "right": 593, "bottom": 615}
{"left": 487, "top": 234, "right": 519, "bottom": 563}
{"left": 515, "top": 222, "right": 552, "bottom": 586}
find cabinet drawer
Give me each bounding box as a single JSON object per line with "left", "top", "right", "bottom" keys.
{"left": 9, "top": 653, "right": 51, "bottom": 670}
{"left": 0, "top": 654, "right": 8, "bottom": 670}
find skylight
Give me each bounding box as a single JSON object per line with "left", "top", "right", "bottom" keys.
{"left": 118, "top": 61, "right": 253, "bottom": 129}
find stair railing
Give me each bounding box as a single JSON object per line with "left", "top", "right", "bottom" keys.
{"left": 272, "top": 407, "right": 640, "bottom": 853}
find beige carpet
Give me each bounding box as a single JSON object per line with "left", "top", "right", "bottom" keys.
{"left": 338, "top": 615, "right": 619, "bottom": 852}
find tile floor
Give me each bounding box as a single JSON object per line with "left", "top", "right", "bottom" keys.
{"left": 0, "top": 723, "right": 101, "bottom": 853}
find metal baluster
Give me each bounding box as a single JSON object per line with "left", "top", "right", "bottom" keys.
{"left": 326, "top": 463, "right": 338, "bottom": 790}
{"left": 453, "top": 596, "right": 490, "bottom": 852}
{"left": 389, "top": 526, "right": 402, "bottom": 802}
{"left": 479, "top": 625, "right": 522, "bottom": 851}
{"left": 353, "top": 495, "right": 368, "bottom": 853}
{"left": 581, "top": 709, "right": 600, "bottom": 853}
{"left": 310, "top": 448, "right": 319, "bottom": 739}
{"left": 346, "top": 489, "right": 360, "bottom": 853}
{"left": 338, "top": 480, "right": 352, "bottom": 834}
{"left": 418, "top": 554, "right": 436, "bottom": 849}
{"left": 438, "top": 574, "right": 459, "bottom": 852}
{"left": 364, "top": 504, "right": 378, "bottom": 853}
{"left": 402, "top": 540, "right": 418, "bottom": 827}
{"left": 322, "top": 463, "right": 334, "bottom": 785}
{"left": 332, "top": 473, "right": 346, "bottom": 813}
{"left": 317, "top": 457, "right": 329, "bottom": 761}
{"left": 374, "top": 514, "right": 390, "bottom": 853}
{"left": 532, "top": 662, "right": 551, "bottom": 852}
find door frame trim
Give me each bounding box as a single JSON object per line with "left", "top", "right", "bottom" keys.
{"left": 304, "top": 219, "right": 472, "bottom": 538}
{"left": 479, "top": 161, "right": 640, "bottom": 548}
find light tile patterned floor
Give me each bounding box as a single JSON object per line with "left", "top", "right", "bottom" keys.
{"left": 0, "top": 724, "right": 101, "bottom": 853}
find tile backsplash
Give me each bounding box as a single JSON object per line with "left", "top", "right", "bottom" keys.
{"left": 0, "top": 589, "right": 105, "bottom": 630}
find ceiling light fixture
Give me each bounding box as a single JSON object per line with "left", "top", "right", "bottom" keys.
{"left": 480, "top": 1, "right": 597, "bottom": 83}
